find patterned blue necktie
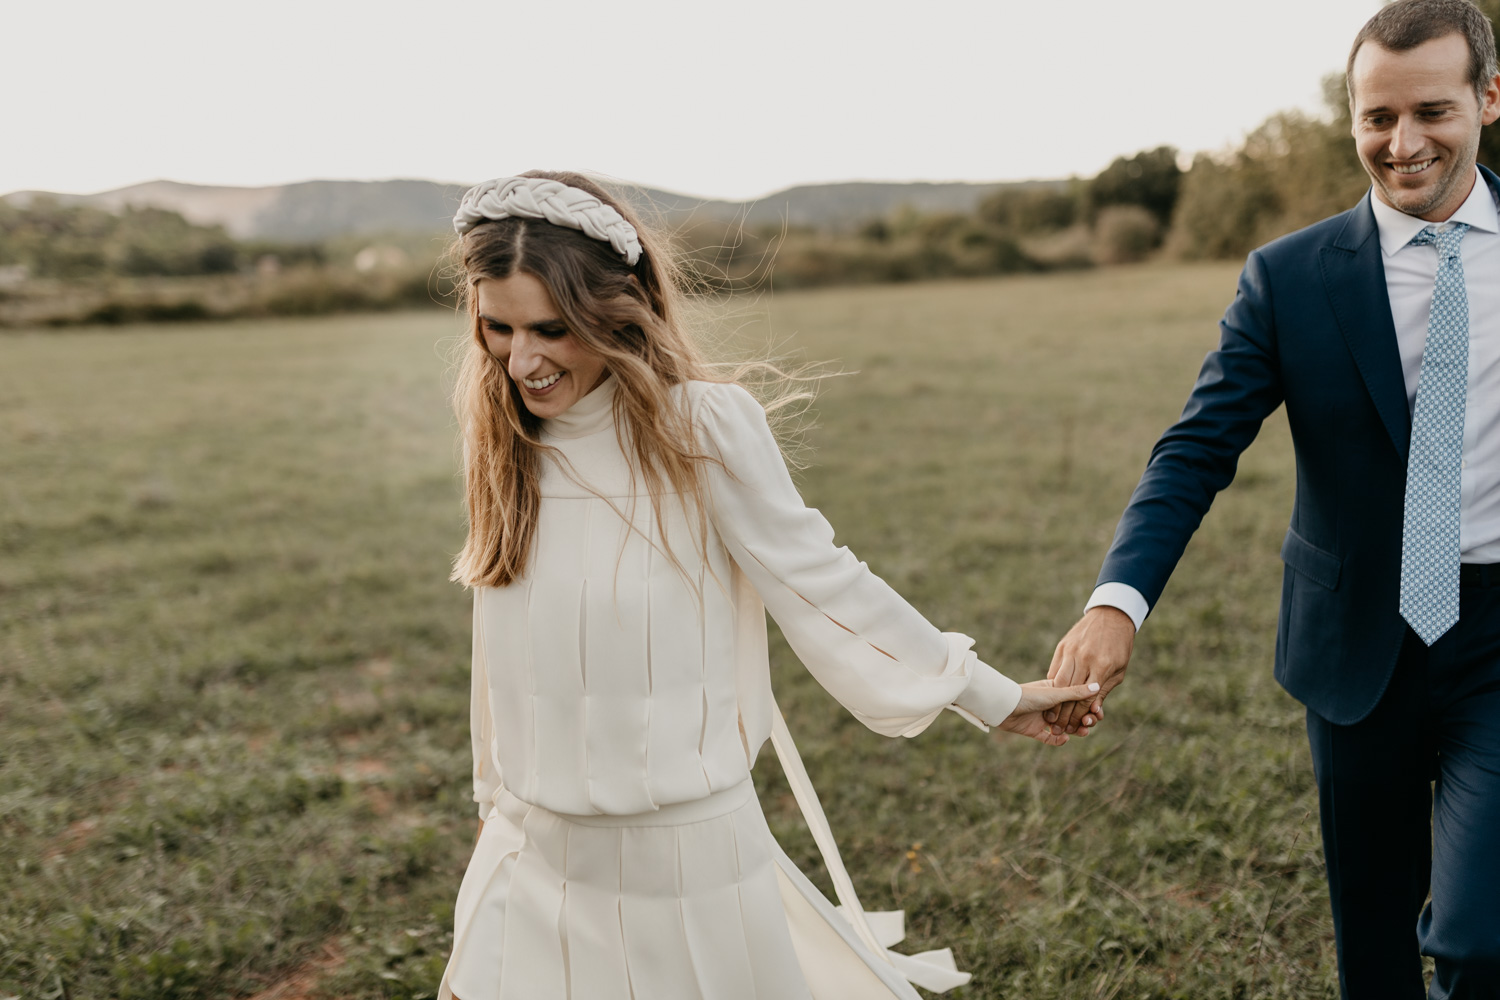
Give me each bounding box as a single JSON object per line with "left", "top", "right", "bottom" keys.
{"left": 1400, "top": 222, "right": 1471, "bottom": 646}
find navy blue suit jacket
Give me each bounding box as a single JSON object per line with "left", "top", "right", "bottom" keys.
{"left": 1097, "top": 166, "right": 1500, "bottom": 726}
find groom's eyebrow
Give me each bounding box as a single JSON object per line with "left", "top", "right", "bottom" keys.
{"left": 1359, "top": 99, "right": 1459, "bottom": 116}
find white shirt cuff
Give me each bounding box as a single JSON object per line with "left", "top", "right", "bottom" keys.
{"left": 950, "top": 660, "right": 1023, "bottom": 730}
{"left": 1085, "top": 583, "right": 1149, "bottom": 632}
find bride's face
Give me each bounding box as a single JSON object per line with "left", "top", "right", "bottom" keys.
{"left": 476, "top": 272, "right": 608, "bottom": 419}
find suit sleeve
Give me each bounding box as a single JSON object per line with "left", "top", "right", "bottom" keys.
{"left": 695, "top": 382, "right": 1022, "bottom": 737}
{"left": 1097, "top": 250, "right": 1286, "bottom": 608}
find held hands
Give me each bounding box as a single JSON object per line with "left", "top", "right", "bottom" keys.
{"left": 996, "top": 678, "right": 1104, "bottom": 746}
{"left": 1044, "top": 605, "right": 1135, "bottom": 737}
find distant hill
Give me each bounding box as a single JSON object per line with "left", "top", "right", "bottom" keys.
{"left": 0, "top": 179, "right": 467, "bottom": 242}
{"left": 2, "top": 177, "right": 1064, "bottom": 243}
{"left": 713, "top": 181, "right": 1059, "bottom": 230}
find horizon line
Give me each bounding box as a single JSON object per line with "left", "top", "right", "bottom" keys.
{"left": 1, "top": 173, "right": 1082, "bottom": 206}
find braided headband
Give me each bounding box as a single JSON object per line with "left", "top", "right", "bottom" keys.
{"left": 453, "top": 176, "right": 643, "bottom": 266}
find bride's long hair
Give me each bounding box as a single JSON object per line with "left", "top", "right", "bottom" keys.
{"left": 450, "top": 170, "right": 810, "bottom": 589}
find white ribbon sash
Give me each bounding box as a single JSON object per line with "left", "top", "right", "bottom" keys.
{"left": 769, "top": 704, "right": 971, "bottom": 992}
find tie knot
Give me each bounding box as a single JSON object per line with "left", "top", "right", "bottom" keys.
{"left": 1410, "top": 222, "right": 1471, "bottom": 257}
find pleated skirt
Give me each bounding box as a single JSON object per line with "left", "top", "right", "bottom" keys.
{"left": 440, "top": 781, "right": 919, "bottom": 1000}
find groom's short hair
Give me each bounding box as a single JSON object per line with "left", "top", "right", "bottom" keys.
{"left": 1346, "top": 0, "right": 1498, "bottom": 105}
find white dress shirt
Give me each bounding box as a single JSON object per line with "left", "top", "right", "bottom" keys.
{"left": 1089, "top": 169, "right": 1500, "bottom": 630}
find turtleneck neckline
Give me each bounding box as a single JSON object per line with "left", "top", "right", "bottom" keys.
{"left": 542, "top": 375, "right": 617, "bottom": 439}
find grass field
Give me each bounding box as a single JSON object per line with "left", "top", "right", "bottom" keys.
{"left": 0, "top": 261, "right": 1341, "bottom": 999}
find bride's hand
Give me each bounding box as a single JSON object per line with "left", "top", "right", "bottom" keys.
{"left": 995, "top": 679, "right": 1102, "bottom": 746}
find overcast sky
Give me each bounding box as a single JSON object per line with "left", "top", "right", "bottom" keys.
{"left": 4, "top": 0, "right": 1382, "bottom": 201}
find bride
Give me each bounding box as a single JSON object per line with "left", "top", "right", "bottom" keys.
{"left": 439, "top": 171, "right": 1100, "bottom": 1000}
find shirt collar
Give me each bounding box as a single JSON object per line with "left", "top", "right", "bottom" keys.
{"left": 1372, "top": 167, "right": 1500, "bottom": 257}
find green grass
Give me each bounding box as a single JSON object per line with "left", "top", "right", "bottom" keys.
{"left": 0, "top": 262, "right": 1336, "bottom": 999}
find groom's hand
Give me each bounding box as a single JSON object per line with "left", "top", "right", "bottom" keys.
{"left": 1045, "top": 606, "right": 1135, "bottom": 735}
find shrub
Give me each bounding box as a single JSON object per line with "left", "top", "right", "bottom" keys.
{"left": 83, "top": 298, "right": 213, "bottom": 325}
{"left": 1088, "top": 146, "right": 1182, "bottom": 226}
{"left": 1164, "top": 79, "right": 1366, "bottom": 260}
{"left": 979, "top": 186, "right": 1079, "bottom": 233}
{"left": 1022, "top": 224, "right": 1095, "bottom": 270}
{"left": 1165, "top": 152, "right": 1283, "bottom": 261}
{"left": 1093, "top": 205, "right": 1162, "bottom": 265}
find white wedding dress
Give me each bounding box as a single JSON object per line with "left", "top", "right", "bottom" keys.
{"left": 440, "top": 378, "right": 1023, "bottom": 1000}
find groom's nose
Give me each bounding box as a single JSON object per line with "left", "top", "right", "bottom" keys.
{"left": 1388, "top": 115, "right": 1427, "bottom": 160}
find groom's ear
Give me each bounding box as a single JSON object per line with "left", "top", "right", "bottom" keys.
{"left": 1481, "top": 74, "right": 1500, "bottom": 126}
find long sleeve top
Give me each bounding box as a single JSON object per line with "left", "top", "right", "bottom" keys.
{"left": 470, "top": 378, "right": 1021, "bottom": 818}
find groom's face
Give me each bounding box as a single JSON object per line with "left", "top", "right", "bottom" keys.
{"left": 1350, "top": 32, "right": 1500, "bottom": 222}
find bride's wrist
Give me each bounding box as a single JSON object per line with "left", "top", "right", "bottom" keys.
{"left": 953, "top": 662, "right": 1022, "bottom": 727}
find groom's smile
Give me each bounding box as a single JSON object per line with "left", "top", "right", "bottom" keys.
{"left": 1350, "top": 32, "right": 1500, "bottom": 221}
{"left": 1391, "top": 158, "right": 1437, "bottom": 174}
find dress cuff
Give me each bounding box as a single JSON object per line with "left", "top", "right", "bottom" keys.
{"left": 1085, "top": 582, "right": 1149, "bottom": 631}
{"left": 950, "top": 658, "right": 1023, "bottom": 731}
{"left": 474, "top": 783, "right": 498, "bottom": 820}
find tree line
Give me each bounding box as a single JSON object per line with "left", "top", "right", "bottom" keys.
{"left": 0, "top": 202, "right": 446, "bottom": 327}
{"left": 891, "top": 1, "right": 1500, "bottom": 278}
{"left": 681, "top": 0, "right": 1500, "bottom": 289}
{"left": 9, "top": 0, "right": 1500, "bottom": 323}
{"left": 0, "top": 200, "right": 328, "bottom": 280}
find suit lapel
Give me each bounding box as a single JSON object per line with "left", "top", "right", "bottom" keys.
{"left": 1319, "top": 193, "right": 1410, "bottom": 459}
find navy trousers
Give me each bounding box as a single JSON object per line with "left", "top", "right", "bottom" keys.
{"left": 1307, "top": 580, "right": 1500, "bottom": 999}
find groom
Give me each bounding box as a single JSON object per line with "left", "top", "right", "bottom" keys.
{"left": 1046, "top": 1, "right": 1500, "bottom": 996}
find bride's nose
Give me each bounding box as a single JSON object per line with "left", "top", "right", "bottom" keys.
{"left": 508, "top": 330, "right": 543, "bottom": 381}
